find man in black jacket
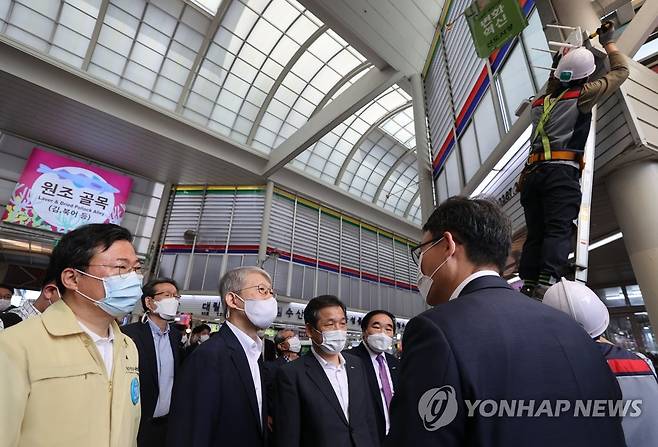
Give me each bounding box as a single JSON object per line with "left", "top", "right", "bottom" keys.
{"left": 386, "top": 197, "right": 626, "bottom": 447}
{"left": 273, "top": 295, "right": 378, "bottom": 447}
{"left": 167, "top": 266, "right": 278, "bottom": 447}
{"left": 349, "top": 309, "right": 399, "bottom": 443}
{"left": 122, "top": 278, "right": 182, "bottom": 446}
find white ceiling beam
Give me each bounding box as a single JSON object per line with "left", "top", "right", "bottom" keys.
{"left": 175, "top": 0, "right": 231, "bottom": 113}
{"left": 261, "top": 65, "right": 403, "bottom": 177}
{"left": 81, "top": 0, "right": 109, "bottom": 71}
{"left": 404, "top": 189, "right": 421, "bottom": 218}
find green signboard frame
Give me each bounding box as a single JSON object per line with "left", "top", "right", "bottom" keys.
{"left": 466, "top": 0, "right": 528, "bottom": 58}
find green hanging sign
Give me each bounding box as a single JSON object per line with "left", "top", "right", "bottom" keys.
{"left": 466, "top": 0, "right": 528, "bottom": 58}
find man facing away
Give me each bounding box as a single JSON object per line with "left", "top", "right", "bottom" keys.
{"left": 122, "top": 278, "right": 182, "bottom": 446}
{"left": 167, "top": 266, "right": 278, "bottom": 447}
{"left": 544, "top": 278, "right": 658, "bottom": 447}
{"left": 385, "top": 197, "right": 626, "bottom": 447}
{"left": 273, "top": 295, "right": 378, "bottom": 447}
{"left": 0, "top": 223, "right": 143, "bottom": 447}
{"left": 348, "top": 309, "right": 400, "bottom": 444}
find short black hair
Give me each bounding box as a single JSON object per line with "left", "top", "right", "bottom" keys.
{"left": 361, "top": 310, "right": 396, "bottom": 332}
{"left": 49, "top": 223, "right": 133, "bottom": 293}
{"left": 0, "top": 283, "right": 14, "bottom": 295}
{"left": 192, "top": 324, "right": 211, "bottom": 334}
{"left": 423, "top": 197, "right": 511, "bottom": 272}
{"left": 304, "top": 295, "right": 346, "bottom": 329}
{"left": 141, "top": 277, "right": 179, "bottom": 311}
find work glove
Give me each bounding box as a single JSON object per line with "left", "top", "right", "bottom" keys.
{"left": 597, "top": 20, "right": 616, "bottom": 45}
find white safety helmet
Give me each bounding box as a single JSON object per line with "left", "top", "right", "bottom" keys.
{"left": 543, "top": 278, "right": 609, "bottom": 338}
{"left": 555, "top": 47, "right": 596, "bottom": 83}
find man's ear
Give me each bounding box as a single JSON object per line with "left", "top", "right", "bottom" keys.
{"left": 60, "top": 268, "right": 79, "bottom": 291}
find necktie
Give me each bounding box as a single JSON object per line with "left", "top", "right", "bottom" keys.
{"left": 376, "top": 354, "right": 393, "bottom": 409}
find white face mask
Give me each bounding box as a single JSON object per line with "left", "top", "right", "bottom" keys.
{"left": 417, "top": 237, "right": 452, "bottom": 302}
{"left": 199, "top": 334, "right": 210, "bottom": 343}
{"left": 233, "top": 293, "right": 278, "bottom": 329}
{"left": 0, "top": 300, "right": 12, "bottom": 312}
{"left": 286, "top": 336, "right": 302, "bottom": 353}
{"left": 154, "top": 297, "right": 179, "bottom": 321}
{"left": 315, "top": 328, "right": 347, "bottom": 354}
{"left": 367, "top": 332, "right": 393, "bottom": 353}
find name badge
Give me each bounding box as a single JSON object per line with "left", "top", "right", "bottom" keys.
{"left": 130, "top": 377, "right": 140, "bottom": 405}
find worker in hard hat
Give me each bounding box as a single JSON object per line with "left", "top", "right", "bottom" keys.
{"left": 518, "top": 21, "right": 629, "bottom": 299}
{"left": 544, "top": 278, "right": 658, "bottom": 446}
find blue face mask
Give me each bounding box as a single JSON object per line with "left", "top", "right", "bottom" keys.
{"left": 75, "top": 269, "right": 144, "bottom": 318}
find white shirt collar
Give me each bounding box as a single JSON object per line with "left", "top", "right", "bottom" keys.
{"left": 449, "top": 270, "right": 500, "bottom": 301}
{"left": 226, "top": 321, "right": 262, "bottom": 360}
{"left": 311, "top": 345, "right": 346, "bottom": 369}
{"left": 77, "top": 320, "right": 115, "bottom": 343}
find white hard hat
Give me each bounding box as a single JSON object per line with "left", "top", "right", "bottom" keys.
{"left": 555, "top": 47, "right": 596, "bottom": 82}
{"left": 543, "top": 278, "right": 609, "bottom": 338}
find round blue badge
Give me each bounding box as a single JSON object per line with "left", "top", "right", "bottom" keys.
{"left": 130, "top": 377, "right": 140, "bottom": 405}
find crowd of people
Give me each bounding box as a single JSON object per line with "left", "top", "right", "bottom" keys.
{"left": 0, "top": 196, "right": 656, "bottom": 447}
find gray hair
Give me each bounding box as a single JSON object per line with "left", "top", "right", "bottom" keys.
{"left": 220, "top": 266, "right": 272, "bottom": 312}
{"left": 274, "top": 328, "right": 295, "bottom": 345}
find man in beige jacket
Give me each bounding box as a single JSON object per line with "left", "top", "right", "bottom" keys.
{"left": 0, "top": 223, "right": 143, "bottom": 447}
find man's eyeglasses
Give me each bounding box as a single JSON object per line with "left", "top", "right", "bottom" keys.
{"left": 85, "top": 264, "right": 143, "bottom": 278}
{"left": 410, "top": 237, "right": 444, "bottom": 266}
{"left": 154, "top": 292, "right": 182, "bottom": 300}
{"left": 234, "top": 284, "right": 277, "bottom": 298}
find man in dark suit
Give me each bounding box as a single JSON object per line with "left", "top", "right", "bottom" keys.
{"left": 167, "top": 266, "right": 279, "bottom": 447}
{"left": 385, "top": 197, "right": 626, "bottom": 447}
{"left": 349, "top": 310, "right": 400, "bottom": 443}
{"left": 122, "top": 278, "right": 182, "bottom": 446}
{"left": 273, "top": 295, "right": 378, "bottom": 447}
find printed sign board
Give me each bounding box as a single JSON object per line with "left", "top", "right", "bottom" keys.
{"left": 2, "top": 148, "right": 133, "bottom": 233}
{"left": 466, "top": 0, "right": 528, "bottom": 58}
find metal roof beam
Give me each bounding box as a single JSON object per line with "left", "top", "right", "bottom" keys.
{"left": 261, "top": 65, "right": 403, "bottom": 177}
{"left": 373, "top": 149, "right": 415, "bottom": 204}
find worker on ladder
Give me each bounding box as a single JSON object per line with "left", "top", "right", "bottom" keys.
{"left": 518, "top": 21, "right": 629, "bottom": 299}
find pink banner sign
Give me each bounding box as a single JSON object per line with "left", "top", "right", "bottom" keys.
{"left": 2, "top": 147, "right": 133, "bottom": 234}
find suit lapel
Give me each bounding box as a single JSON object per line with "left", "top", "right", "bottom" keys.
{"left": 168, "top": 329, "right": 180, "bottom": 376}
{"left": 222, "top": 325, "right": 262, "bottom": 434}
{"left": 345, "top": 355, "right": 360, "bottom": 420}
{"left": 354, "top": 345, "right": 382, "bottom": 409}
{"left": 386, "top": 353, "right": 399, "bottom": 386}
{"left": 304, "top": 353, "right": 349, "bottom": 426}
{"left": 140, "top": 322, "right": 158, "bottom": 387}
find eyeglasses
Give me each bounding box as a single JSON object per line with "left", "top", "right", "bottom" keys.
{"left": 410, "top": 237, "right": 444, "bottom": 266}
{"left": 234, "top": 284, "right": 277, "bottom": 298}
{"left": 154, "top": 292, "right": 182, "bottom": 300}
{"left": 85, "top": 264, "right": 143, "bottom": 278}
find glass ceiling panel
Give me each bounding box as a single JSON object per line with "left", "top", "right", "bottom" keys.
{"left": 380, "top": 107, "right": 415, "bottom": 149}
{"left": 181, "top": 0, "right": 323, "bottom": 144}
{"left": 251, "top": 28, "right": 366, "bottom": 153}
{"left": 186, "top": 0, "right": 223, "bottom": 16}
{"left": 409, "top": 196, "right": 422, "bottom": 224}
{"left": 1, "top": 0, "right": 102, "bottom": 69}
{"left": 290, "top": 84, "right": 411, "bottom": 183}
{"left": 87, "top": 0, "right": 209, "bottom": 111}
{"left": 376, "top": 152, "right": 418, "bottom": 215}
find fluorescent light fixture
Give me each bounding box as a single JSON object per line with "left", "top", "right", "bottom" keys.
{"left": 568, "top": 232, "right": 623, "bottom": 259}
{"left": 186, "top": 0, "right": 223, "bottom": 15}
{"left": 507, "top": 275, "right": 521, "bottom": 284}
